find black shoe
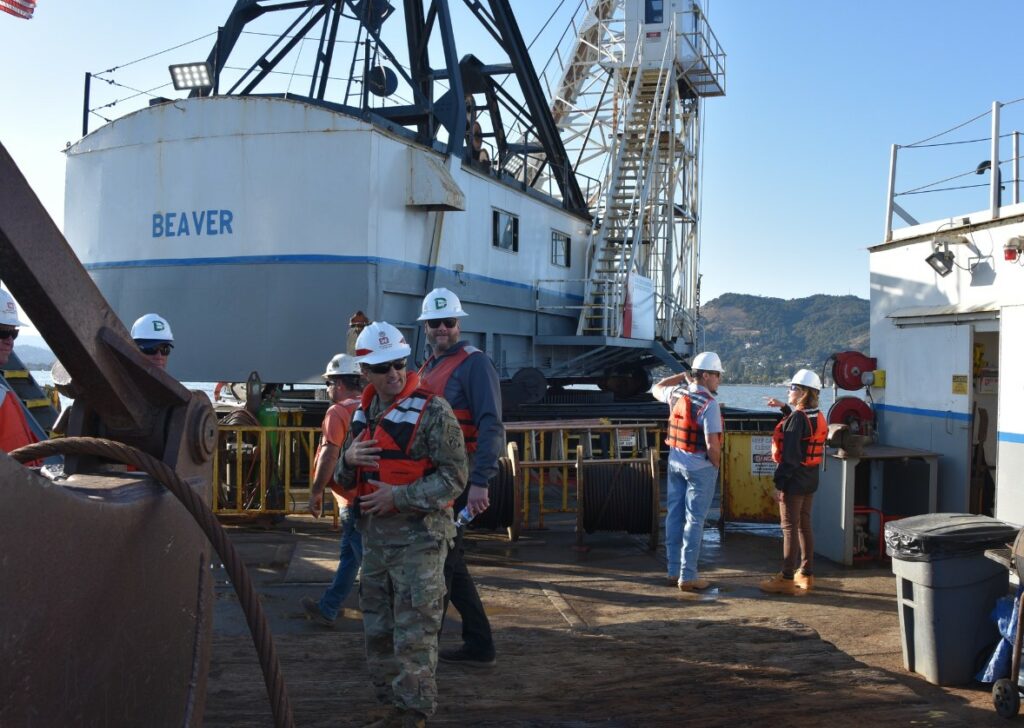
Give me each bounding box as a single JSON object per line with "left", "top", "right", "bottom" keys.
{"left": 301, "top": 596, "right": 335, "bottom": 627}
{"left": 439, "top": 646, "right": 496, "bottom": 667}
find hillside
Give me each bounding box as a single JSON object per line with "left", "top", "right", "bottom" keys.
{"left": 700, "top": 293, "right": 869, "bottom": 384}
{"left": 14, "top": 344, "right": 56, "bottom": 370}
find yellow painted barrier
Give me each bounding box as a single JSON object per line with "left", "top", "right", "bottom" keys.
{"left": 720, "top": 430, "right": 779, "bottom": 524}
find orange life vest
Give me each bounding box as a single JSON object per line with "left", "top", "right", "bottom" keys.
{"left": 665, "top": 388, "right": 714, "bottom": 453}
{"left": 771, "top": 409, "right": 827, "bottom": 467}
{"left": 319, "top": 397, "right": 360, "bottom": 500}
{"left": 0, "top": 388, "right": 40, "bottom": 461}
{"left": 349, "top": 373, "right": 437, "bottom": 504}
{"left": 417, "top": 345, "right": 479, "bottom": 454}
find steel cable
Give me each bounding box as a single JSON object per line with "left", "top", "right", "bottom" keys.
{"left": 9, "top": 437, "right": 295, "bottom": 728}
{"left": 579, "top": 460, "right": 654, "bottom": 535}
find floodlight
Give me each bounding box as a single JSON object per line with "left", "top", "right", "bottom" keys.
{"left": 169, "top": 62, "right": 213, "bottom": 91}
{"left": 925, "top": 246, "right": 955, "bottom": 277}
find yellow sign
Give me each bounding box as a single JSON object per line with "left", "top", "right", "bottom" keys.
{"left": 952, "top": 375, "right": 968, "bottom": 395}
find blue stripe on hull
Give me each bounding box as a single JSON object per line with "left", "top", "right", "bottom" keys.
{"left": 874, "top": 402, "right": 971, "bottom": 422}
{"left": 84, "top": 254, "right": 584, "bottom": 301}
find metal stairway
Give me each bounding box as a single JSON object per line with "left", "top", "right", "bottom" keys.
{"left": 578, "top": 58, "right": 675, "bottom": 336}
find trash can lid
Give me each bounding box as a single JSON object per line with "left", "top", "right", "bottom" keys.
{"left": 884, "top": 513, "right": 1019, "bottom": 561}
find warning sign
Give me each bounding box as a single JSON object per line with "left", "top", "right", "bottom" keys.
{"left": 751, "top": 436, "right": 775, "bottom": 476}
{"left": 952, "top": 374, "right": 968, "bottom": 395}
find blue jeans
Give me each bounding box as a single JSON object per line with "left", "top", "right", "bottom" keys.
{"left": 319, "top": 504, "right": 363, "bottom": 621}
{"left": 665, "top": 457, "right": 718, "bottom": 582}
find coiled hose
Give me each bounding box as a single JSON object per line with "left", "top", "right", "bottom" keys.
{"left": 10, "top": 437, "right": 295, "bottom": 728}
{"left": 579, "top": 459, "right": 655, "bottom": 535}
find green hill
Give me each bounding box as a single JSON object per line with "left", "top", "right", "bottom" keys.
{"left": 700, "top": 293, "right": 869, "bottom": 384}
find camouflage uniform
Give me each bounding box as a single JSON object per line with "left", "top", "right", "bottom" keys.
{"left": 337, "top": 393, "right": 467, "bottom": 718}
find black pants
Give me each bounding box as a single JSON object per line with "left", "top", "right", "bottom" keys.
{"left": 442, "top": 527, "right": 494, "bottom": 657}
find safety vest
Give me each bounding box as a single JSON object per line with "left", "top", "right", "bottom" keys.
{"left": 771, "top": 409, "right": 827, "bottom": 467}
{"left": 349, "top": 373, "right": 437, "bottom": 502}
{"left": 418, "top": 344, "right": 479, "bottom": 454}
{"left": 0, "top": 388, "right": 40, "bottom": 459}
{"left": 665, "top": 388, "right": 714, "bottom": 453}
{"left": 319, "top": 397, "right": 359, "bottom": 500}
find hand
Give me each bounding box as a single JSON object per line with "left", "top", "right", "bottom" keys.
{"left": 361, "top": 479, "right": 396, "bottom": 515}
{"left": 466, "top": 484, "right": 490, "bottom": 517}
{"left": 345, "top": 438, "right": 381, "bottom": 469}
{"left": 773, "top": 488, "right": 783, "bottom": 503}
{"left": 307, "top": 490, "right": 324, "bottom": 518}
{"left": 765, "top": 397, "right": 785, "bottom": 409}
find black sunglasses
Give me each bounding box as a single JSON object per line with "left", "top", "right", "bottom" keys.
{"left": 426, "top": 317, "right": 458, "bottom": 329}
{"left": 366, "top": 359, "right": 407, "bottom": 374}
{"left": 0, "top": 328, "right": 18, "bottom": 341}
{"left": 140, "top": 343, "right": 173, "bottom": 356}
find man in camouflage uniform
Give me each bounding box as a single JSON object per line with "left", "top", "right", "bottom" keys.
{"left": 335, "top": 322, "right": 467, "bottom": 728}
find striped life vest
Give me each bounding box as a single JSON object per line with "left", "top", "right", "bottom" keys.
{"left": 350, "top": 373, "right": 437, "bottom": 504}
{"left": 418, "top": 344, "right": 479, "bottom": 454}
{"left": 771, "top": 409, "right": 827, "bottom": 467}
{"left": 666, "top": 388, "right": 714, "bottom": 453}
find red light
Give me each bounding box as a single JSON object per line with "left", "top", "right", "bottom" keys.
{"left": 1005, "top": 247, "right": 1019, "bottom": 262}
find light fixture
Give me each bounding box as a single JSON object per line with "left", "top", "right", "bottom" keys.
{"left": 169, "top": 62, "right": 213, "bottom": 91}
{"left": 1006, "top": 236, "right": 1024, "bottom": 262}
{"left": 925, "top": 243, "right": 955, "bottom": 277}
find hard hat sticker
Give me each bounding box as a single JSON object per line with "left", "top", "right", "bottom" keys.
{"left": 434, "top": 297, "right": 447, "bottom": 309}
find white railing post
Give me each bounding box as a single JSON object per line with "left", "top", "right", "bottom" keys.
{"left": 1013, "top": 130, "right": 1020, "bottom": 205}
{"left": 991, "top": 101, "right": 1001, "bottom": 218}
{"left": 884, "top": 144, "right": 898, "bottom": 242}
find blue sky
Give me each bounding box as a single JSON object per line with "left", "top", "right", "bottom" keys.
{"left": 2, "top": 0, "right": 1023, "bottom": 321}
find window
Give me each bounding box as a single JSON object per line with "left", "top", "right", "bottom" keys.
{"left": 551, "top": 230, "right": 571, "bottom": 267}
{"left": 492, "top": 209, "right": 519, "bottom": 252}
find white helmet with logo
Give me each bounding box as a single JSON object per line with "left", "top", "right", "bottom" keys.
{"left": 323, "top": 353, "right": 360, "bottom": 379}
{"left": 354, "top": 321, "right": 412, "bottom": 365}
{"left": 130, "top": 313, "right": 174, "bottom": 343}
{"left": 690, "top": 351, "right": 724, "bottom": 373}
{"left": 0, "top": 290, "right": 26, "bottom": 327}
{"left": 791, "top": 368, "right": 823, "bottom": 391}
{"left": 417, "top": 287, "right": 469, "bottom": 321}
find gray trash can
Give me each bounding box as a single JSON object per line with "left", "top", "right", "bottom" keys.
{"left": 885, "top": 513, "right": 1018, "bottom": 686}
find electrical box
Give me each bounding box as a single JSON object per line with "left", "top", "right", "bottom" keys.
{"left": 867, "top": 369, "right": 886, "bottom": 388}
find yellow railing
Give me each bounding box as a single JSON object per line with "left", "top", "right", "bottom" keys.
{"left": 505, "top": 420, "right": 664, "bottom": 528}
{"left": 212, "top": 424, "right": 324, "bottom": 517}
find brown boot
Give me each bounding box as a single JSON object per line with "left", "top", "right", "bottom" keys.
{"left": 361, "top": 707, "right": 402, "bottom": 728}
{"left": 759, "top": 572, "right": 802, "bottom": 595}
{"left": 793, "top": 571, "right": 815, "bottom": 591}
{"left": 400, "top": 710, "right": 428, "bottom": 728}
{"left": 678, "top": 577, "right": 711, "bottom": 592}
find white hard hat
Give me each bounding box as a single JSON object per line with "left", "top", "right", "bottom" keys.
{"left": 323, "top": 353, "right": 360, "bottom": 379}
{"left": 354, "top": 321, "right": 412, "bottom": 365}
{"left": 0, "top": 290, "right": 26, "bottom": 327}
{"left": 790, "top": 368, "right": 823, "bottom": 390}
{"left": 130, "top": 313, "right": 174, "bottom": 343}
{"left": 417, "top": 287, "right": 469, "bottom": 321}
{"left": 691, "top": 351, "right": 724, "bottom": 373}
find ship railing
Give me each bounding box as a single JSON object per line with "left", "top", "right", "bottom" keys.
{"left": 677, "top": 3, "right": 726, "bottom": 98}
{"left": 212, "top": 423, "right": 331, "bottom": 521}
{"left": 884, "top": 99, "right": 1024, "bottom": 242}
{"left": 505, "top": 419, "right": 665, "bottom": 529}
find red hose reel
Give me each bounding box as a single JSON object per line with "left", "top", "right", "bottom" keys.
{"left": 827, "top": 397, "right": 874, "bottom": 435}
{"left": 831, "top": 351, "right": 877, "bottom": 391}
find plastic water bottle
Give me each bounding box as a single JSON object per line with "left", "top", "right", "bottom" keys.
{"left": 456, "top": 506, "right": 475, "bottom": 528}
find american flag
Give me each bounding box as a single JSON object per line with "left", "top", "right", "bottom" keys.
{"left": 0, "top": 0, "right": 35, "bottom": 20}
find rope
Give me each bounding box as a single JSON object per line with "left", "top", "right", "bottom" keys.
{"left": 9, "top": 437, "right": 295, "bottom": 728}
{"left": 579, "top": 459, "right": 654, "bottom": 535}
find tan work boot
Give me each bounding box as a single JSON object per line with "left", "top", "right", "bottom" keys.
{"left": 361, "top": 707, "right": 402, "bottom": 728}
{"left": 793, "top": 571, "right": 815, "bottom": 591}
{"left": 678, "top": 577, "right": 711, "bottom": 592}
{"left": 759, "top": 572, "right": 802, "bottom": 595}
{"left": 400, "top": 710, "right": 428, "bottom": 728}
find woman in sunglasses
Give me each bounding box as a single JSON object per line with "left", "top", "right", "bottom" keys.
{"left": 130, "top": 313, "right": 174, "bottom": 370}
{"left": 760, "top": 369, "right": 827, "bottom": 595}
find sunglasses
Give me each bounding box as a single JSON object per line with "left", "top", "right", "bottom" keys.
{"left": 140, "top": 343, "right": 173, "bottom": 356}
{"left": 0, "top": 328, "right": 18, "bottom": 341}
{"left": 426, "top": 317, "right": 458, "bottom": 329}
{"left": 789, "top": 384, "right": 802, "bottom": 392}
{"left": 366, "top": 359, "right": 407, "bottom": 374}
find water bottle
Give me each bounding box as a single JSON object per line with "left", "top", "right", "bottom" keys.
{"left": 456, "top": 506, "right": 475, "bottom": 528}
